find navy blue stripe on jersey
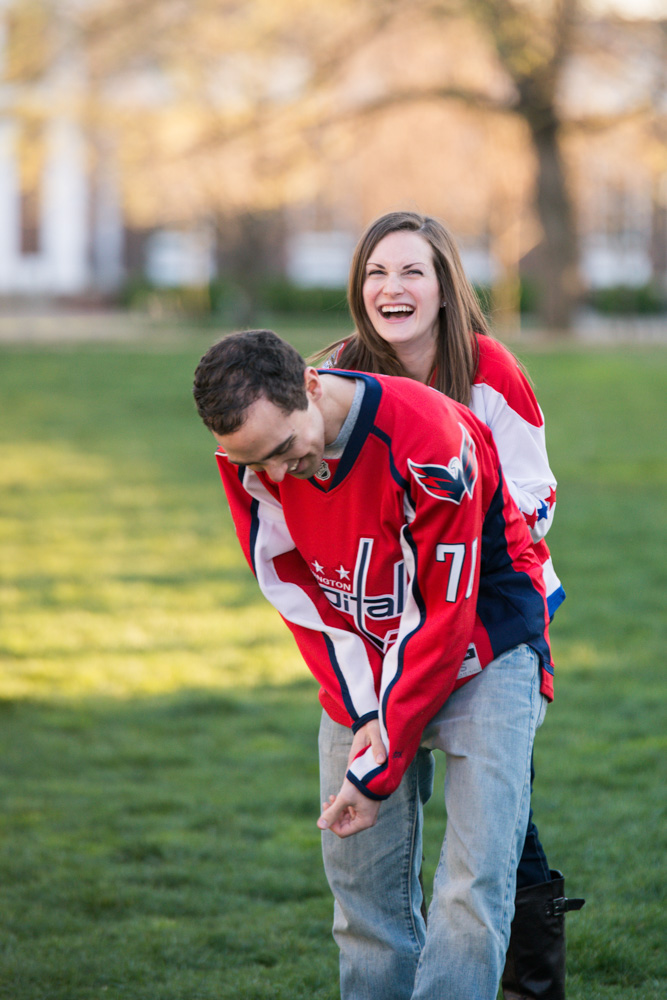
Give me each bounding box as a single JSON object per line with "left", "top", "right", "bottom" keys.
{"left": 347, "top": 538, "right": 386, "bottom": 652}
{"left": 347, "top": 769, "right": 390, "bottom": 801}
{"left": 322, "top": 632, "right": 360, "bottom": 722}
{"left": 477, "top": 474, "right": 552, "bottom": 669}
{"left": 395, "top": 559, "right": 406, "bottom": 611}
{"left": 370, "top": 425, "right": 411, "bottom": 491}
{"left": 380, "top": 526, "right": 427, "bottom": 724}
{"left": 307, "top": 475, "right": 332, "bottom": 494}
{"left": 245, "top": 476, "right": 259, "bottom": 576}
{"left": 313, "top": 371, "right": 410, "bottom": 493}
{"left": 353, "top": 538, "right": 372, "bottom": 638}
{"left": 313, "top": 370, "right": 383, "bottom": 490}
{"left": 335, "top": 374, "right": 383, "bottom": 484}
{"left": 351, "top": 710, "right": 380, "bottom": 733}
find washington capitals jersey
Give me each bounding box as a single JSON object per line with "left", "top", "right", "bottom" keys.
{"left": 470, "top": 336, "right": 565, "bottom": 617}
{"left": 215, "top": 372, "right": 553, "bottom": 801}
{"left": 324, "top": 335, "right": 565, "bottom": 617}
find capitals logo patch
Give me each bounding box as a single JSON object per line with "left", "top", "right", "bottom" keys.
{"left": 408, "top": 423, "right": 478, "bottom": 504}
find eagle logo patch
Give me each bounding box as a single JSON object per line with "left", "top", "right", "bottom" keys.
{"left": 408, "top": 424, "right": 478, "bottom": 504}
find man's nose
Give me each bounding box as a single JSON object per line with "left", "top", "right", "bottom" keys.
{"left": 265, "top": 458, "right": 289, "bottom": 483}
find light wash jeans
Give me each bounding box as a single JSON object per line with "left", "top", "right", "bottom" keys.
{"left": 318, "top": 643, "right": 548, "bottom": 1000}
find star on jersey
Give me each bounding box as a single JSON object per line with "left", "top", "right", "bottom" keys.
{"left": 524, "top": 509, "right": 538, "bottom": 530}
{"left": 408, "top": 423, "right": 477, "bottom": 505}
{"left": 311, "top": 538, "right": 407, "bottom": 653}
{"left": 524, "top": 491, "right": 554, "bottom": 529}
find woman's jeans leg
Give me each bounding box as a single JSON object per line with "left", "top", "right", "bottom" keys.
{"left": 516, "top": 754, "right": 552, "bottom": 890}
{"left": 319, "top": 713, "right": 435, "bottom": 1000}
{"left": 412, "top": 643, "right": 547, "bottom": 1000}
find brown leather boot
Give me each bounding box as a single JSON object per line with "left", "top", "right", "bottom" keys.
{"left": 502, "top": 870, "right": 585, "bottom": 1000}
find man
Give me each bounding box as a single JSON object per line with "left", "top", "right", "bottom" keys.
{"left": 193, "top": 329, "right": 553, "bottom": 1000}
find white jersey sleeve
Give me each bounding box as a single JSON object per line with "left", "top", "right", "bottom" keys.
{"left": 216, "top": 454, "right": 381, "bottom": 727}
{"left": 469, "top": 338, "right": 557, "bottom": 543}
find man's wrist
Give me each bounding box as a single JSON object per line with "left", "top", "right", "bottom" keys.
{"left": 351, "top": 711, "right": 379, "bottom": 734}
{"left": 345, "top": 769, "right": 389, "bottom": 802}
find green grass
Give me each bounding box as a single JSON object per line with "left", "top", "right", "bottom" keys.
{"left": 0, "top": 325, "right": 666, "bottom": 998}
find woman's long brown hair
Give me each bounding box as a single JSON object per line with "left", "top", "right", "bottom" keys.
{"left": 314, "top": 211, "right": 490, "bottom": 407}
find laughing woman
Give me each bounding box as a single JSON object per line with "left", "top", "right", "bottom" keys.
{"left": 316, "top": 210, "right": 584, "bottom": 1000}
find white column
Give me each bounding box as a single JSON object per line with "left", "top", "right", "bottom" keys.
{"left": 92, "top": 137, "right": 124, "bottom": 291}
{"left": 0, "top": 119, "right": 20, "bottom": 292}
{"left": 42, "top": 117, "right": 89, "bottom": 293}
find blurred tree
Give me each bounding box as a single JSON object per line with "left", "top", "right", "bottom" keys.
{"left": 471, "top": 0, "right": 581, "bottom": 329}
{"left": 3, "top": 0, "right": 663, "bottom": 328}
{"left": 299, "top": 0, "right": 599, "bottom": 330}
{"left": 3, "top": 0, "right": 53, "bottom": 83}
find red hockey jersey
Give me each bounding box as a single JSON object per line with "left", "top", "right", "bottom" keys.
{"left": 325, "top": 334, "right": 566, "bottom": 617}
{"left": 470, "top": 335, "right": 565, "bottom": 616}
{"left": 215, "top": 372, "right": 553, "bottom": 800}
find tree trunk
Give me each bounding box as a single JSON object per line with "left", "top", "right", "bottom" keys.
{"left": 529, "top": 119, "right": 580, "bottom": 332}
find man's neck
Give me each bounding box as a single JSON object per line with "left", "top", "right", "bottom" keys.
{"left": 319, "top": 373, "right": 358, "bottom": 446}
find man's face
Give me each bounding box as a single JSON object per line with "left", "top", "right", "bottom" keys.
{"left": 214, "top": 393, "right": 326, "bottom": 483}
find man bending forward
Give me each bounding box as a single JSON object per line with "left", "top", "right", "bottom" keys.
{"left": 193, "top": 329, "right": 552, "bottom": 1000}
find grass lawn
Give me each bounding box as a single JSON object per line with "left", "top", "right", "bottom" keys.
{"left": 0, "top": 320, "right": 665, "bottom": 999}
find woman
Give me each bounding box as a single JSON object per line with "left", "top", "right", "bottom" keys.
{"left": 317, "top": 211, "right": 583, "bottom": 1000}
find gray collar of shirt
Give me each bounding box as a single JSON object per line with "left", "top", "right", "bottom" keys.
{"left": 323, "top": 378, "right": 365, "bottom": 459}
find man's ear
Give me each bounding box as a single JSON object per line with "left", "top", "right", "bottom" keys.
{"left": 304, "top": 366, "right": 323, "bottom": 400}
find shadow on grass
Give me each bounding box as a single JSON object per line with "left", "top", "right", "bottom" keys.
{"left": 0, "top": 681, "right": 339, "bottom": 1000}
{"left": 1, "top": 342, "right": 665, "bottom": 998}
{"left": 1, "top": 661, "right": 665, "bottom": 999}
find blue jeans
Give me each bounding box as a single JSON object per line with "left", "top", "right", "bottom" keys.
{"left": 517, "top": 756, "right": 551, "bottom": 890}
{"left": 319, "top": 643, "right": 548, "bottom": 1000}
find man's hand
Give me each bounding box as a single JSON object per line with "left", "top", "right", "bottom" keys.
{"left": 347, "top": 718, "right": 387, "bottom": 768}
{"left": 317, "top": 778, "right": 381, "bottom": 838}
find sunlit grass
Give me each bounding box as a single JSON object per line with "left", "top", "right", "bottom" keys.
{"left": 0, "top": 331, "right": 666, "bottom": 999}
{"left": 0, "top": 371, "right": 316, "bottom": 701}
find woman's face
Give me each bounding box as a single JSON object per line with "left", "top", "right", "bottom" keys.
{"left": 361, "top": 230, "right": 442, "bottom": 357}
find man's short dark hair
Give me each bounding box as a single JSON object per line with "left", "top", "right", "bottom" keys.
{"left": 193, "top": 330, "right": 309, "bottom": 435}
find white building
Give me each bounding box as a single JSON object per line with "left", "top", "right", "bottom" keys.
{"left": 0, "top": 2, "right": 665, "bottom": 302}
{"left": 0, "top": 0, "right": 125, "bottom": 296}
